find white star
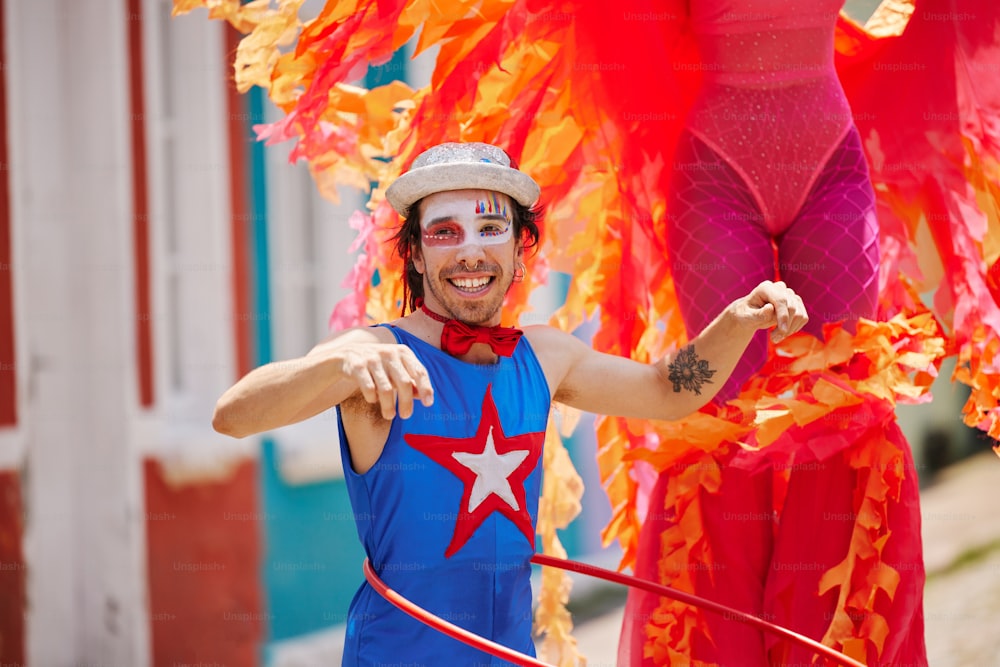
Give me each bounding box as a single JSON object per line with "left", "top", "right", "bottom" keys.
{"left": 452, "top": 426, "right": 530, "bottom": 513}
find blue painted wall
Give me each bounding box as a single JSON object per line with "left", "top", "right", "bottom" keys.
{"left": 260, "top": 439, "right": 367, "bottom": 642}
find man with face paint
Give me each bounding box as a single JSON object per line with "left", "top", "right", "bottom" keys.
{"left": 212, "top": 142, "right": 808, "bottom": 666}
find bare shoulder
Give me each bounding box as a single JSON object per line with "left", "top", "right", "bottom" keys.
{"left": 309, "top": 321, "right": 400, "bottom": 352}
{"left": 522, "top": 324, "right": 582, "bottom": 353}
{"left": 522, "top": 325, "right": 590, "bottom": 401}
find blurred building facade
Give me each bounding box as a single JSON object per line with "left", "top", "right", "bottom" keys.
{"left": 3, "top": 0, "right": 376, "bottom": 664}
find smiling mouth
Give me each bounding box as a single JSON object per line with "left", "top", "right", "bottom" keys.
{"left": 449, "top": 276, "right": 494, "bottom": 292}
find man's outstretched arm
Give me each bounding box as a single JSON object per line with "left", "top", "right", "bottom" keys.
{"left": 533, "top": 280, "right": 807, "bottom": 421}
{"left": 212, "top": 326, "right": 434, "bottom": 438}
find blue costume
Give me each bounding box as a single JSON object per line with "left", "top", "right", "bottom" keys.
{"left": 338, "top": 325, "right": 550, "bottom": 666}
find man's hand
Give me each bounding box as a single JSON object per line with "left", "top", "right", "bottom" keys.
{"left": 731, "top": 280, "right": 809, "bottom": 343}
{"left": 332, "top": 343, "right": 435, "bottom": 420}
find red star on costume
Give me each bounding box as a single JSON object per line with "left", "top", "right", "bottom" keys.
{"left": 404, "top": 385, "right": 544, "bottom": 558}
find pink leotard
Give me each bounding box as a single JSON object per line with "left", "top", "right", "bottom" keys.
{"left": 686, "top": 0, "right": 853, "bottom": 233}
{"left": 668, "top": 0, "right": 879, "bottom": 400}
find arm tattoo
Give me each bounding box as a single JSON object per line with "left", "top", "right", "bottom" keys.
{"left": 666, "top": 345, "right": 716, "bottom": 395}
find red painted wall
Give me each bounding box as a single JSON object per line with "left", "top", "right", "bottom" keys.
{"left": 125, "top": 0, "right": 155, "bottom": 408}
{"left": 144, "top": 459, "right": 263, "bottom": 666}
{"left": 223, "top": 25, "right": 254, "bottom": 381}
{"left": 0, "top": 0, "right": 17, "bottom": 427}
{"left": 0, "top": 470, "right": 25, "bottom": 664}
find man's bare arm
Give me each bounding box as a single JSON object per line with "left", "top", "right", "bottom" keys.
{"left": 212, "top": 326, "right": 434, "bottom": 438}
{"left": 535, "top": 280, "right": 807, "bottom": 421}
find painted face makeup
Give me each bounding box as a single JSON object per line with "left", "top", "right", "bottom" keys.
{"left": 474, "top": 192, "right": 511, "bottom": 222}
{"left": 421, "top": 192, "right": 514, "bottom": 248}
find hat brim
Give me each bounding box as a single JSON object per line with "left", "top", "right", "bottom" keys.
{"left": 385, "top": 162, "right": 541, "bottom": 215}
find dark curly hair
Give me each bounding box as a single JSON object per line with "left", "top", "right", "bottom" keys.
{"left": 391, "top": 196, "right": 541, "bottom": 315}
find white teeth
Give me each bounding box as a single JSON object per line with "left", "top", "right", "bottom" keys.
{"left": 451, "top": 277, "right": 490, "bottom": 289}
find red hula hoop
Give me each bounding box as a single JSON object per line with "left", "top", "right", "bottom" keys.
{"left": 362, "top": 558, "right": 552, "bottom": 667}
{"left": 362, "top": 554, "right": 867, "bottom": 667}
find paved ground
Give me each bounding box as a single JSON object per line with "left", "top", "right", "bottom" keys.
{"left": 568, "top": 450, "right": 1000, "bottom": 667}
{"left": 921, "top": 451, "right": 1000, "bottom": 667}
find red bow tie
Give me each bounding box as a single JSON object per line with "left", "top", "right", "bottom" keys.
{"left": 419, "top": 302, "right": 523, "bottom": 357}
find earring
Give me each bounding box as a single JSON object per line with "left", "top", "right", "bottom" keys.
{"left": 513, "top": 262, "right": 525, "bottom": 283}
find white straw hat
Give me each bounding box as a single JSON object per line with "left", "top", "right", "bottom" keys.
{"left": 385, "top": 142, "right": 541, "bottom": 215}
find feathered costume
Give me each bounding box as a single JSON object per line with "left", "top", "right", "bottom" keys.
{"left": 173, "top": 0, "right": 1000, "bottom": 664}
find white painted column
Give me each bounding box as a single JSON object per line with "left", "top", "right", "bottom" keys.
{"left": 9, "top": 1, "right": 149, "bottom": 664}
